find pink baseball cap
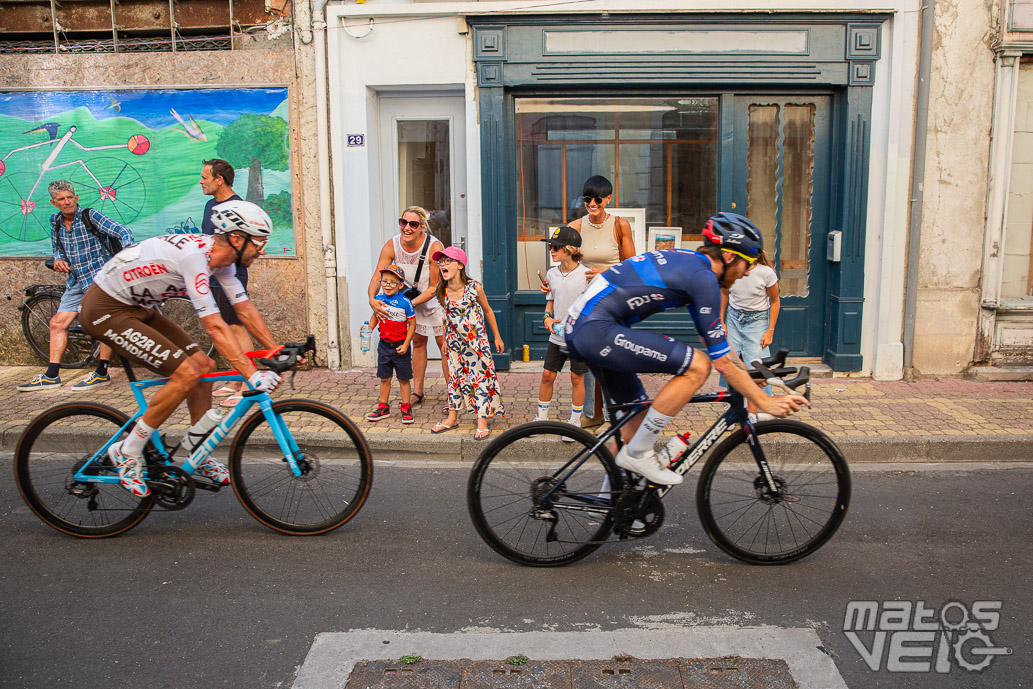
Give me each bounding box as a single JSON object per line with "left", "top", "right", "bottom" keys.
{"left": 431, "top": 246, "right": 467, "bottom": 266}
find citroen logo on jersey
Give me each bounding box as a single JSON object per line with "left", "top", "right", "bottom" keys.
{"left": 195, "top": 274, "right": 209, "bottom": 295}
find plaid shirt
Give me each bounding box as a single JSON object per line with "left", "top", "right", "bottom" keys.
{"left": 50, "top": 207, "right": 135, "bottom": 289}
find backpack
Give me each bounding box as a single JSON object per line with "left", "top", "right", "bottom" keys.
{"left": 52, "top": 207, "right": 124, "bottom": 259}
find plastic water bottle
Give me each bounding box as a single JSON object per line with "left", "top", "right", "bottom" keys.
{"left": 657, "top": 432, "right": 691, "bottom": 468}
{"left": 551, "top": 322, "right": 564, "bottom": 336}
{"left": 177, "top": 408, "right": 224, "bottom": 456}
{"left": 360, "top": 320, "right": 372, "bottom": 353}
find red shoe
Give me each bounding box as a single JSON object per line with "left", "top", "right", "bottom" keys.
{"left": 366, "top": 403, "right": 390, "bottom": 422}
{"left": 400, "top": 403, "right": 414, "bottom": 424}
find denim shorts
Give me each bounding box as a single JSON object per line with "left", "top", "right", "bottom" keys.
{"left": 57, "top": 280, "right": 88, "bottom": 313}
{"left": 721, "top": 305, "right": 771, "bottom": 393}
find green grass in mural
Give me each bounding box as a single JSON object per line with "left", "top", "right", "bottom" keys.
{"left": 0, "top": 102, "right": 295, "bottom": 257}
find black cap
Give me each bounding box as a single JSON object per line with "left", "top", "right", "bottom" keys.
{"left": 541, "top": 225, "right": 582, "bottom": 249}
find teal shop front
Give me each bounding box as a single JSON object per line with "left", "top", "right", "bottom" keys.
{"left": 469, "top": 14, "right": 883, "bottom": 371}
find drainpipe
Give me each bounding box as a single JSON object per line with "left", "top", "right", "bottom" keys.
{"left": 312, "top": 0, "right": 341, "bottom": 369}
{"left": 902, "top": 0, "right": 934, "bottom": 382}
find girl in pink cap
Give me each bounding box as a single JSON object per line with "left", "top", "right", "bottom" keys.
{"left": 429, "top": 246, "right": 506, "bottom": 440}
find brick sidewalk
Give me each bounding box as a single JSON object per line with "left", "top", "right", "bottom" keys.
{"left": 2, "top": 364, "right": 1031, "bottom": 462}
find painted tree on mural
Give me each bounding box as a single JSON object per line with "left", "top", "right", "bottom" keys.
{"left": 216, "top": 113, "right": 288, "bottom": 204}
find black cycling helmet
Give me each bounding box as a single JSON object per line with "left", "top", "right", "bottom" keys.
{"left": 701, "top": 212, "right": 763, "bottom": 259}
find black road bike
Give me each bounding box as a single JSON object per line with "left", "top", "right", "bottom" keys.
{"left": 467, "top": 349, "right": 850, "bottom": 567}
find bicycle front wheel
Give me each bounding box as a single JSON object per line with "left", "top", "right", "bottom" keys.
{"left": 21, "top": 293, "right": 98, "bottom": 368}
{"left": 159, "top": 296, "right": 214, "bottom": 356}
{"left": 696, "top": 419, "right": 850, "bottom": 565}
{"left": 14, "top": 402, "right": 154, "bottom": 537}
{"left": 229, "top": 400, "right": 373, "bottom": 535}
{"left": 467, "top": 421, "right": 623, "bottom": 567}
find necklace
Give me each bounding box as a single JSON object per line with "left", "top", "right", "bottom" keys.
{"left": 585, "top": 213, "right": 607, "bottom": 230}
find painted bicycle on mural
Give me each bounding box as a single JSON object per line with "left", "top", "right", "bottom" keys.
{"left": 0, "top": 123, "right": 149, "bottom": 243}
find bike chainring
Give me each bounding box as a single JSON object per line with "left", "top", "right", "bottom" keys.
{"left": 148, "top": 465, "right": 195, "bottom": 510}
{"left": 614, "top": 487, "right": 665, "bottom": 538}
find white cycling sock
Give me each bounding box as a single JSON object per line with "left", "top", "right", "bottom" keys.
{"left": 536, "top": 400, "right": 550, "bottom": 421}
{"left": 569, "top": 403, "right": 583, "bottom": 425}
{"left": 627, "top": 408, "right": 675, "bottom": 457}
{"left": 122, "top": 419, "right": 156, "bottom": 458}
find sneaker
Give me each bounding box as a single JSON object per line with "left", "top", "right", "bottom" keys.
{"left": 199, "top": 458, "right": 231, "bottom": 485}
{"left": 107, "top": 441, "right": 150, "bottom": 497}
{"left": 72, "top": 372, "right": 111, "bottom": 391}
{"left": 17, "top": 374, "right": 61, "bottom": 391}
{"left": 400, "top": 404, "right": 414, "bottom": 424}
{"left": 366, "top": 404, "right": 390, "bottom": 422}
{"left": 615, "top": 446, "right": 683, "bottom": 485}
{"left": 561, "top": 417, "right": 578, "bottom": 443}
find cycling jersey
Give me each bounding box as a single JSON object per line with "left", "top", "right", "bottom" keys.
{"left": 92, "top": 233, "right": 246, "bottom": 318}
{"left": 565, "top": 249, "right": 730, "bottom": 406}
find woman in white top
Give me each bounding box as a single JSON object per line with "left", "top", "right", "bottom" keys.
{"left": 721, "top": 249, "right": 781, "bottom": 406}
{"left": 369, "top": 205, "right": 448, "bottom": 407}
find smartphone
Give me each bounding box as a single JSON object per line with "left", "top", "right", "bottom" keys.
{"left": 537, "top": 270, "right": 548, "bottom": 288}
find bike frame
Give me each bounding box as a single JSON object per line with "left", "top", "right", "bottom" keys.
{"left": 538, "top": 387, "right": 782, "bottom": 511}
{"left": 71, "top": 371, "right": 307, "bottom": 486}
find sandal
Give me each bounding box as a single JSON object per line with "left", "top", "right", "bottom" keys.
{"left": 220, "top": 393, "right": 244, "bottom": 407}
{"left": 410, "top": 392, "right": 424, "bottom": 407}
{"left": 431, "top": 422, "right": 459, "bottom": 434}
{"left": 213, "top": 385, "right": 237, "bottom": 397}
{"left": 474, "top": 428, "right": 490, "bottom": 440}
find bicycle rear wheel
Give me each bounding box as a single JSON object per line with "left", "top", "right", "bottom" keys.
{"left": 696, "top": 419, "right": 850, "bottom": 565}
{"left": 467, "top": 421, "right": 623, "bottom": 567}
{"left": 158, "top": 296, "right": 214, "bottom": 357}
{"left": 229, "top": 400, "right": 373, "bottom": 535}
{"left": 14, "top": 402, "right": 154, "bottom": 537}
{"left": 21, "top": 293, "right": 98, "bottom": 368}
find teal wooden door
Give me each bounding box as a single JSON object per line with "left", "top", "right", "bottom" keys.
{"left": 731, "top": 95, "right": 834, "bottom": 357}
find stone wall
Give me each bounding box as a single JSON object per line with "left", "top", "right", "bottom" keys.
{"left": 0, "top": 41, "right": 321, "bottom": 365}
{"left": 914, "top": 0, "right": 1000, "bottom": 374}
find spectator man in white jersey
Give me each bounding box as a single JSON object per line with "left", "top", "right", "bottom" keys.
{"left": 80, "top": 200, "right": 282, "bottom": 497}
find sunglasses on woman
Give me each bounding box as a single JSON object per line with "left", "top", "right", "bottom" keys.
{"left": 583, "top": 196, "right": 605, "bottom": 205}
{"left": 398, "top": 218, "right": 421, "bottom": 230}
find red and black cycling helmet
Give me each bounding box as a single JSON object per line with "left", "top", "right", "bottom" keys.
{"left": 702, "top": 212, "right": 763, "bottom": 259}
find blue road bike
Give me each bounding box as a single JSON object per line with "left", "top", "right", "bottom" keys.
{"left": 15, "top": 336, "right": 373, "bottom": 538}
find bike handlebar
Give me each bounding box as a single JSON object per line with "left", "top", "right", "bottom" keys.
{"left": 255, "top": 335, "right": 317, "bottom": 384}
{"left": 749, "top": 348, "right": 812, "bottom": 401}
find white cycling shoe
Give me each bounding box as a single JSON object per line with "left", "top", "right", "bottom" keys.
{"left": 107, "top": 441, "right": 150, "bottom": 498}
{"left": 615, "top": 446, "right": 683, "bottom": 485}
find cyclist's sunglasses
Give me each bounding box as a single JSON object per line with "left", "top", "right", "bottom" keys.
{"left": 723, "top": 249, "right": 758, "bottom": 265}
{"left": 583, "top": 195, "right": 606, "bottom": 205}
{"left": 398, "top": 218, "right": 422, "bottom": 230}
{"left": 248, "top": 237, "right": 269, "bottom": 249}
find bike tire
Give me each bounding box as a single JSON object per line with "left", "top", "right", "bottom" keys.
{"left": 696, "top": 419, "right": 850, "bottom": 565}
{"left": 229, "top": 399, "right": 373, "bottom": 535}
{"left": 14, "top": 402, "right": 154, "bottom": 538}
{"left": 467, "top": 421, "right": 623, "bottom": 567}
{"left": 21, "top": 293, "right": 98, "bottom": 368}
{"left": 158, "top": 296, "right": 214, "bottom": 357}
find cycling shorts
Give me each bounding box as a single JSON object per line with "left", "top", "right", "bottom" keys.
{"left": 566, "top": 318, "right": 694, "bottom": 407}
{"left": 80, "top": 284, "right": 200, "bottom": 376}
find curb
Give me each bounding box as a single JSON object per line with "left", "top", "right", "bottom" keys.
{"left": 4, "top": 424, "right": 1032, "bottom": 464}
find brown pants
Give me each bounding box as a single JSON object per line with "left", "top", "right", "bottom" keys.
{"left": 80, "top": 284, "right": 200, "bottom": 376}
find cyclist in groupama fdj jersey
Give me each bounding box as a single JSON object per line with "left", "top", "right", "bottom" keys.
{"left": 80, "top": 200, "right": 283, "bottom": 497}
{"left": 565, "top": 212, "right": 810, "bottom": 485}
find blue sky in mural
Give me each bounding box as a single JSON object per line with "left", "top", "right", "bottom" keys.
{"left": 0, "top": 88, "right": 286, "bottom": 128}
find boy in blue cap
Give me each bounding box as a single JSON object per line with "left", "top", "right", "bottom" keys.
{"left": 367, "top": 264, "right": 416, "bottom": 423}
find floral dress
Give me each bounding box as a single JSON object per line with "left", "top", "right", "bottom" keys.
{"left": 444, "top": 280, "right": 505, "bottom": 419}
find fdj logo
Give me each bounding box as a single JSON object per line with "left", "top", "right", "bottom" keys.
{"left": 843, "top": 600, "right": 1012, "bottom": 673}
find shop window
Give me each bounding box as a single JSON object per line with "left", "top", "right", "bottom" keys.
{"left": 515, "top": 97, "right": 718, "bottom": 290}
{"left": 747, "top": 103, "right": 815, "bottom": 298}
{"left": 1003, "top": 59, "right": 1033, "bottom": 301}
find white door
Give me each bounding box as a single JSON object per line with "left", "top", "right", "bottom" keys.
{"left": 378, "top": 94, "right": 467, "bottom": 359}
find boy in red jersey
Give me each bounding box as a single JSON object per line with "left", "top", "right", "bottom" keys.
{"left": 367, "top": 264, "right": 417, "bottom": 423}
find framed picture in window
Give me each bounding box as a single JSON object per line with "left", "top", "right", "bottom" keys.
{"left": 608, "top": 208, "right": 646, "bottom": 255}
{"left": 647, "top": 227, "right": 683, "bottom": 252}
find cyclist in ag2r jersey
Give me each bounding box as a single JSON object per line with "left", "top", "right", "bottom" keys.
{"left": 80, "top": 200, "right": 283, "bottom": 498}
{"left": 565, "top": 212, "right": 810, "bottom": 486}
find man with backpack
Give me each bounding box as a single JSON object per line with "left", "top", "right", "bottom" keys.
{"left": 17, "top": 180, "right": 134, "bottom": 391}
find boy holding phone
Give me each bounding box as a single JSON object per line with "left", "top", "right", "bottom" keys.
{"left": 536, "top": 226, "right": 590, "bottom": 432}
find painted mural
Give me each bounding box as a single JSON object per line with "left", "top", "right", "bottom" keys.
{"left": 0, "top": 87, "right": 295, "bottom": 257}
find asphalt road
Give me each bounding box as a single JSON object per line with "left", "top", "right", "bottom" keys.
{"left": 1, "top": 460, "right": 1029, "bottom": 689}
